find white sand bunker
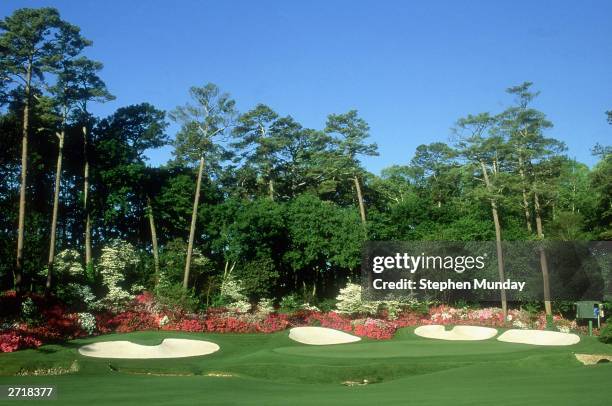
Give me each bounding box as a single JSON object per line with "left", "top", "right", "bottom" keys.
{"left": 415, "top": 325, "right": 498, "bottom": 341}
{"left": 78, "top": 338, "right": 220, "bottom": 359}
{"left": 497, "top": 329, "right": 580, "bottom": 346}
{"left": 288, "top": 327, "right": 361, "bottom": 345}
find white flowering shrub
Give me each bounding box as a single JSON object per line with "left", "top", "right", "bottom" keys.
{"left": 97, "top": 240, "right": 139, "bottom": 311}
{"left": 158, "top": 315, "right": 170, "bottom": 327}
{"left": 220, "top": 275, "right": 251, "bottom": 313}
{"left": 301, "top": 303, "right": 320, "bottom": 312}
{"left": 335, "top": 283, "right": 379, "bottom": 316}
{"left": 57, "top": 283, "right": 98, "bottom": 311}
{"left": 255, "top": 298, "right": 275, "bottom": 316}
{"left": 77, "top": 312, "right": 97, "bottom": 335}
{"left": 381, "top": 300, "right": 402, "bottom": 320}
{"left": 229, "top": 299, "right": 252, "bottom": 314}
{"left": 220, "top": 276, "right": 246, "bottom": 302}
{"left": 55, "top": 249, "right": 84, "bottom": 277}
{"left": 21, "top": 297, "right": 38, "bottom": 324}
{"left": 130, "top": 284, "right": 146, "bottom": 294}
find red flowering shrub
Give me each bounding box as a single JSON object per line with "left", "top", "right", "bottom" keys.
{"left": 353, "top": 318, "right": 397, "bottom": 340}
{"left": 135, "top": 291, "right": 155, "bottom": 305}
{"left": 163, "top": 318, "right": 206, "bottom": 332}
{"left": 2, "top": 289, "right": 594, "bottom": 352}
{"left": 204, "top": 315, "right": 252, "bottom": 333}
{"left": 306, "top": 312, "right": 352, "bottom": 332}
{"left": 0, "top": 331, "right": 42, "bottom": 353}
{"left": 394, "top": 311, "right": 427, "bottom": 328}
{"left": 255, "top": 315, "right": 290, "bottom": 333}
{"left": 100, "top": 311, "right": 158, "bottom": 333}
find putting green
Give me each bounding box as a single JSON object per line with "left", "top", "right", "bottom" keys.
{"left": 0, "top": 328, "right": 610, "bottom": 405}
{"left": 274, "top": 339, "right": 531, "bottom": 359}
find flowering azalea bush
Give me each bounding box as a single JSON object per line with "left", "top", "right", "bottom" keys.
{"left": 164, "top": 318, "right": 207, "bottom": 332}
{"left": 306, "top": 311, "right": 353, "bottom": 332}
{"left": 0, "top": 331, "right": 42, "bottom": 353}
{"left": 0, "top": 288, "right": 588, "bottom": 353}
{"left": 0, "top": 294, "right": 89, "bottom": 352}
{"left": 97, "top": 311, "right": 158, "bottom": 333}
{"left": 353, "top": 318, "right": 396, "bottom": 340}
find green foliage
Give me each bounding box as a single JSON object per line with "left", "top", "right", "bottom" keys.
{"left": 154, "top": 282, "right": 200, "bottom": 313}
{"left": 56, "top": 283, "right": 97, "bottom": 311}
{"left": 548, "top": 212, "right": 591, "bottom": 240}
{"left": 233, "top": 257, "right": 279, "bottom": 299}
{"left": 588, "top": 150, "right": 612, "bottom": 239}
{"left": 0, "top": 8, "right": 79, "bottom": 84}
{"left": 317, "top": 298, "right": 337, "bottom": 313}
{"left": 285, "top": 194, "right": 364, "bottom": 272}
{"left": 170, "top": 83, "right": 236, "bottom": 166}
{"left": 158, "top": 239, "right": 213, "bottom": 286}
{"left": 599, "top": 323, "right": 612, "bottom": 344}
{"left": 20, "top": 297, "right": 40, "bottom": 325}
{"left": 522, "top": 302, "right": 543, "bottom": 317}
{"left": 278, "top": 294, "right": 301, "bottom": 314}
{"left": 0, "top": 9, "right": 610, "bottom": 315}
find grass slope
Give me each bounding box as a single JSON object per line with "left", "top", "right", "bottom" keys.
{"left": 0, "top": 328, "right": 611, "bottom": 405}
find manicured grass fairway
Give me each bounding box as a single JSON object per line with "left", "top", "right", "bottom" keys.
{"left": 1, "top": 328, "right": 611, "bottom": 405}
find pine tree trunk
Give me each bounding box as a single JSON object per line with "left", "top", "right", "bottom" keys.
{"left": 147, "top": 196, "right": 160, "bottom": 286}
{"left": 518, "top": 155, "right": 532, "bottom": 233}
{"left": 491, "top": 202, "right": 508, "bottom": 317}
{"left": 47, "top": 128, "right": 65, "bottom": 291}
{"left": 268, "top": 178, "right": 274, "bottom": 201}
{"left": 183, "top": 157, "right": 205, "bottom": 289}
{"left": 354, "top": 176, "right": 367, "bottom": 226}
{"left": 534, "top": 192, "right": 552, "bottom": 316}
{"left": 83, "top": 125, "right": 92, "bottom": 268}
{"left": 15, "top": 63, "right": 32, "bottom": 293}
{"left": 480, "top": 161, "right": 507, "bottom": 317}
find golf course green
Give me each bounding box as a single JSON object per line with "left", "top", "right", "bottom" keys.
{"left": 1, "top": 328, "right": 610, "bottom": 405}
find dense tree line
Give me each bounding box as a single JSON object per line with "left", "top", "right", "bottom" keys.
{"left": 0, "top": 8, "right": 610, "bottom": 307}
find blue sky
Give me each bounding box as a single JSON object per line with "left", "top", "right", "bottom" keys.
{"left": 2, "top": 0, "right": 611, "bottom": 173}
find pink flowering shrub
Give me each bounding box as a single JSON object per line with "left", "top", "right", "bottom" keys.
{"left": 394, "top": 311, "right": 427, "bottom": 328}
{"left": 255, "top": 315, "right": 290, "bottom": 333}
{"left": 97, "top": 311, "right": 158, "bottom": 333}
{"left": 164, "top": 318, "right": 207, "bottom": 332}
{"left": 353, "top": 318, "right": 396, "bottom": 340}
{"left": 305, "top": 311, "right": 353, "bottom": 332}
{"left": 0, "top": 290, "right": 588, "bottom": 352}
{"left": 0, "top": 331, "right": 42, "bottom": 353}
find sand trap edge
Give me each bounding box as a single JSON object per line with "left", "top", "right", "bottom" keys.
{"left": 497, "top": 329, "right": 580, "bottom": 346}
{"left": 288, "top": 327, "right": 361, "bottom": 345}
{"left": 78, "top": 338, "right": 220, "bottom": 359}
{"left": 414, "top": 325, "right": 498, "bottom": 341}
